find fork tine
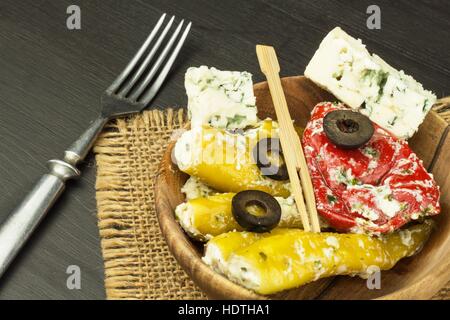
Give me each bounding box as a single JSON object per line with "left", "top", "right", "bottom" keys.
{"left": 106, "top": 13, "right": 166, "bottom": 94}
{"left": 117, "top": 15, "right": 175, "bottom": 97}
{"left": 140, "top": 22, "right": 192, "bottom": 105}
{"left": 128, "top": 19, "right": 185, "bottom": 101}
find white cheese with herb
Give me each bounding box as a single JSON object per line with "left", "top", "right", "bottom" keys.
{"left": 305, "top": 27, "right": 436, "bottom": 139}
{"left": 174, "top": 202, "right": 204, "bottom": 239}
{"left": 181, "top": 176, "right": 216, "bottom": 200}
{"left": 185, "top": 66, "right": 258, "bottom": 129}
{"left": 173, "top": 127, "right": 202, "bottom": 171}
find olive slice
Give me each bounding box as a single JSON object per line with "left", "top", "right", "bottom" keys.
{"left": 252, "top": 138, "right": 289, "bottom": 180}
{"left": 232, "top": 190, "right": 281, "bottom": 233}
{"left": 323, "top": 110, "right": 374, "bottom": 149}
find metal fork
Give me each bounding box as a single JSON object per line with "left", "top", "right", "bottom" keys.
{"left": 0, "top": 13, "right": 191, "bottom": 278}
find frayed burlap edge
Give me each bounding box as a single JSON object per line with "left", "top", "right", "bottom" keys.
{"left": 94, "top": 108, "right": 206, "bottom": 300}
{"left": 434, "top": 97, "right": 450, "bottom": 123}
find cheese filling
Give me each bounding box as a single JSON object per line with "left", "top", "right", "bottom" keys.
{"left": 181, "top": 176, "right": 216, "bottom": 200}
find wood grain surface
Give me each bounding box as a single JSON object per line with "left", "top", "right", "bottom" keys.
{"left": 0, "top": 0, "right": 449, "bottom": 299}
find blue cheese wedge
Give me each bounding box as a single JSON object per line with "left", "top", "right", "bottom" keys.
{"left": 185, "top": 66, "right": 258, "bottom": 129}
{"left": 305, "top": 27, "right": 436, "bottom": 139}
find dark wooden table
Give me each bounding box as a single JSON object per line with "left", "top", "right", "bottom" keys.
{"left": 0, "top": 0, "right": 448, "bottom": 299}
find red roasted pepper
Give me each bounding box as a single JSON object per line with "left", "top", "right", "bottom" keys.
{"left": 302, "top": 102, "right": 440, "bottom": 234}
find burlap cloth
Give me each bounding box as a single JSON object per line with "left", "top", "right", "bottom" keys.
{"left": 93, "top": 108, "right": 449, "bottom": 300}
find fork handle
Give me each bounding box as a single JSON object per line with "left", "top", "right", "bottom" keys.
{"left": 64, "top": 116, "right": 109, "bottom": 165}
{"left": 0, "top": 160, "right": 79, "bottom": 277}
{"left": 0, "top": 116, "right": 108, "bottom": 277}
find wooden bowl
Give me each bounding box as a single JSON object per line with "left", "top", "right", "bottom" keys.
{"left": 155, "top": 76, "right": 450, "bottom": 299}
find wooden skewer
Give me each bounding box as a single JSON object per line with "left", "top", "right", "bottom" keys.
{"left": 256, "top": 45, "right": 321, "bottom": 233}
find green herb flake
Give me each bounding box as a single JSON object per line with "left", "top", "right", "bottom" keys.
{"left": 421, "top": 207, "right": 432, "bottom": 215}
{"left": 423, "top": 99, "right": 429, "bottom": 112}
{"left": 226, "top": 114, "right": 247, "bottom": 127}
{"left": 327, "top": 195, "right": 338, "bottom": 204}
{"left": 377, "top": 71, "right": 389, "bottom": 98}
{"left": 401, "top": 169, "right": 413, "bottom": 175}
{"left": 388, "top": 116, "right": 398, "bottom": 127}
{"left": 314, "top": 260, "right": 323, "bottom": 270}
{"left": 259, "top": 252, "right": 268, "bottom": 261}
{"left": 332, "top": 70, "right": 343, "bottom": 81}
{"left": 364, "top": 147, "right": 379, "bottom": 158}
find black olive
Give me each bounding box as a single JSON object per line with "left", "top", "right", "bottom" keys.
{"left": 252, "top": 138, "right": 289, "bottom": 180}
{"left": 323, "top": 110, "right": 374, "bottom": 149}
{"left": 232, "top": 190, "right": 281, "bottom": 233}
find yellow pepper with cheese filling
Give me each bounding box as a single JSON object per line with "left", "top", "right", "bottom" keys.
{"left": 174, "top": 119, "right": 293, "bottom": 197}
{"left": 175, "top": 193, "right": 302, "bottom": 240}
{"left": 202, "top": 228, "right": 299, "bottom": 275}
{"left": 203, "top": 222, "right": 433, "bottom": 294}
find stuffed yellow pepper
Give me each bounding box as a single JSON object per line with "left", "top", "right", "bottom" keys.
{"left": 203, "top": 222, "right": 432, "bottom": 294}
{"left": 175, "top": 192, "right": 302, "bottom": 241}
{"left": 174, "top": 119, "right": 292, "bottom": 197}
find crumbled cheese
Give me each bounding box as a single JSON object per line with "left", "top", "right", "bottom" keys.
{"left": 305, "top": 27, "right": 436, "bottom": 139}
{"left": 336, "top": 265, "right": 348, "bottom": 274}
{"left": 368, "top": 159, "right": 378, "bottom": 170}
{"left": 226, "top": 255, "right": 261, "bottom": 291}
{"left": 276, "top": 195, "right": 303, "bottom": 228}
{"left": 399, "top": 229, "right": 413, "bottom": 246}
{"left": 357, "top": 239, "right": 365, "bottom": 249}
{"left": 326, "top": 236, "right": 340, "bottom": 249}
{"left": 371, "top": 186, "right": 401, "bottom": 218}
{"left": 351, "top": 217, "right": 385, "bottom": 236}
{"left": 358, "top": 265, "right": 381, "bottom": 279}
{"left": 351, "top": 202, "right": 380, "bottom": 221}
{"left": 348, "top": 184, "right": 401, "bottom": 220}
{"left": 330, "top": 167, "right": 358, "bottom": 186}
{"left": 181, "top": 176, "right": 215, "bottom": 200}
{"left": 313, "top": 259, "right": 326, "bottom": 280}
{"left": 202, "top": 243, "right": 227, "bottom": 274}
{"left": 295, "top": 241, "right": 306, "bottom": 261}
{"left": 185, "top": 66, "right": 258, "bottom": 129}
{"left": 175, "top": 202, "right": 207, "bottom": 240}
{"left": 173, "top": 127, "right": 203, "bottom": 171}
{"left": 284, "top": 258, "right": 293, "bottom": 275}
{"left": 322, "top": 248, "right": 334, "bottom": 259}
